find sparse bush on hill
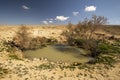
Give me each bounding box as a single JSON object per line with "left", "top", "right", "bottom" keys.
{"left": 46, "top": 37, "right": 58, "bottom": 45}
{"left": 63, "top": 15, "right": 107, "bottom": 57}
{"left": 63, "top": 15, "right": 107, "bottom": 41}
{"left": 12, "top": 25, "right": 58, "bottom": 50}
{"left": 12, "top": 25, "right": 31, "bottom": 50}
{"left": 29, "top": 37, "right": 47, "bottom": 50}
{"left": 13, "top": 25, "right": 48, "bottom": 50}
{"left": 0, "top": 40, "right": 23, "bottom": 59}
{"left": 63, "top": 15, "right": 120, "bottom": 65}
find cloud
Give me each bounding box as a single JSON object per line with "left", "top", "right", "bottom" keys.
{"left": 49, "top": 20, "right": 53, "bottom": 23}
{"left": 85, "top": 6, "right": 96, "bottom": 12}
{"left": 55, "top": 16, "right": 69, "bottom": 21}
{"left": 42, "top": 21, "right": 48, "bottom": 24}
{"left": 42, "top": 19, "right": 53, "bottom": 24}
{"left": 72, "top": 12, "right": 80, "bottom": 16}
{"left": 22, "top": 5, "right": 30, "bottom": 10}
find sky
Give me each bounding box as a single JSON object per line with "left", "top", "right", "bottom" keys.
{"left": 0, "top": 0, "right": 120, "bottom": 25}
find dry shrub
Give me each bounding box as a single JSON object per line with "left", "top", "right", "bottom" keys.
{"left": 12, "top": 25, "right": 31, "bottom": 50}
{"left": 12, "top": 25, "right": 57, "bottom": 50}
{"left": 63, "top": 15, "right": 107, "bottom": 57}
{"left": 29, "top": 37, "right": 47, "bottom": 50}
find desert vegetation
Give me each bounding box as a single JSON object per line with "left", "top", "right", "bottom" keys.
{"left": 0, "top": 15, "right": 120, "bottom": 80}
{"left": 0, "top": 40, "right": 23, "bottom": 60}
{"left": 11, "top": 25, "right": 58, "bottom": 51}
{"left": 63, "top": 15, "right": 107, "bottom": 55}
{"left": 62, "top": 15, "right": 120, "bottom": 65}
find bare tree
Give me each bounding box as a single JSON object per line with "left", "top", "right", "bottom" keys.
{"left": 88, "top": 15, "right": 107, "bottom": 39}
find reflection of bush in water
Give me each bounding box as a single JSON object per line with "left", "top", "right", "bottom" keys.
{"left": 53, "top": 45, "right": 84, "bottom": 54}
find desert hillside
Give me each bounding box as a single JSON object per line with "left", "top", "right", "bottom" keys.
{"left": 0, "top": 25, "right": 120, "bottom": 41}
{"left": 0, "top": 25, "right": 120, "bottom": 80}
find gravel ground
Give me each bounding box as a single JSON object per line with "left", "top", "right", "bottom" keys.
{"left": 0, "top": 56, "right": 120, "bottom": 80}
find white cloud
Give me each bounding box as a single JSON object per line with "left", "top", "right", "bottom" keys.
{"left": 42, "top": 20, "right": 53, "bottom": 24}
{"left": 55, "top": 16, "right": 69, "bottom": 21}
{"left": 42, "top": 21, "right": 48, "bottom": 24}
{"left": 85, "top": 6, "right": 96, "bottom": 12}
{"left": 49, "top": 20, "right": 53, "bottom": 23}
{"left": 72, "top": 12, "right": 80, "bottom": 16}
{"left": 22, "top": 5, "right": 30, "bottom": 10}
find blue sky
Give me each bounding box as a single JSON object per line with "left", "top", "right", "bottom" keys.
{"left": 0, "top": 0, "right": 120, "bottom": 25}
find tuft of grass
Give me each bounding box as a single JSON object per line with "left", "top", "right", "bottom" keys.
{"left": 9, "top": 54, "right": 22, "bottom": 60}
{"left": 95, "top": 54, "right": 115, "bottom": 67}
{"left": 35, "top": 64, "right": 55, "bottom": 70}
{"left": 0, "top": 67, "right": 9, "bottom": 79}
{"left": 59, "top": 65, "right": 76, "bottom": 71}
{"left": 78, "top": 64, "right": 90, "bottom": 69}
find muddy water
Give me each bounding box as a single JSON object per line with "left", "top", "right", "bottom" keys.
{"left": 24, "top": 45, "right": 93, "bottom": 63}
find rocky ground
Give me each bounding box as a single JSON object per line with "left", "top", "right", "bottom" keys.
{"left": 0, "top": 54, "right": 120, "bottom": 80}
{"left": 0, "top": 25, "right": 120, "bottom": 80}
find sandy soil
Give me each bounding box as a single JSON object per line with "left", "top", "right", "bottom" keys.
{"left": 0, "top": 56, "right": 120, "bottom": 80}
{"left": 0, "top": 25, "right": 120, "bottom": 80}
{"left": 0, "top": 25, "right": 66, "bottom": 42}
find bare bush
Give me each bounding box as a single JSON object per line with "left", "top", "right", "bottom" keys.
{"left": 13, "top": 25, "right": 31, "bottom": 50}
{"left": 29, "top": 37, "right": 47, "bottom": 49}
{"left": 12, "top": 25, "right": 57, "bottom": 50}
{"left": 63, "top": 15, "right": 107, "bottom": 57}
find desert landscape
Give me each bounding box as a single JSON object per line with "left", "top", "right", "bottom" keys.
{"left": 0, "top": 24, "right": 120, "bottom": 80}
{"left": 0, "top": 0, "right": 120, "bottom": 80}
{"left": 0, "top": 25, "right": 66, "bottom": 42}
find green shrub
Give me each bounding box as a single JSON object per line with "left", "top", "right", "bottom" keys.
{"left": 98, "top": 42, "right": 120, "bottom": 54}
{"left": 98, "top": 43, "right": 110, "bottom": 53}
{"left": 95, "top": 55, "right": 115, "bottom": 66}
